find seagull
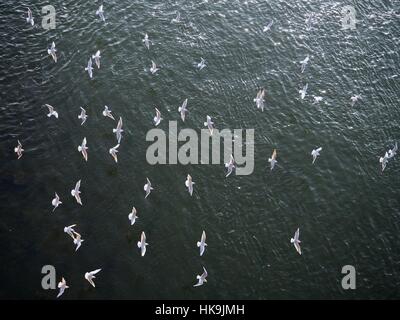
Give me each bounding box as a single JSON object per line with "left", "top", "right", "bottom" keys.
{"left": 109, "top": 144, "right": 120, "bottom": 163}
{"left": 204, "top": 115, "right": 214, "bottom": 135}
{"left": 56, "top": 277, "right": 69, "bottom": 298}
{"left": 14, "top": 140, "right": 24, "bottom": 159}
{"left": 47, "top": 41, "right": 57, "bottom": 63}
{"left": 128, "top": 207, "right": 138, "bottom": 225}
{"left": 379, "top": 152, "right": 389, "bottom": 172}
{"left": 193, "top": 267, "right": 208, "bottom": 287}
{"left": 178, "top": 98, "right": 188, "bottom": 122}
{"left": 197, "top": 231, "right": 207, "bottom": 256}
{"left": 85, "top": 57, "right": 93, "bottom": 79}
{"left": 268, "top": 149, "right": 277, "bottom": 170}
{"left": 26, "top": 8, "right": 34, "bottom": 26}
{"left": 311, "top": 147, "right": 322, "bottom": 164}
{"left": 85, "top": 269, "right": 102, "bottom": 287}
{"left": 254, "top": 88, "right": 265, "bottom": 111}
{"left": 64, "top": 224, "right": 76, "bottom": 239}
{"left": 92, "top": 50, "right": 101, "bottom": 69}
{"left": 263, "top": 20, "right": 273, "bottom": 32}
{"left": 300, "top": 55, "right": 309, "bottom": 73}
{"left": 143, "top": 33, "right": 151, "bottom": 50}
{"left": 350, "top": 94, "right": 361, "bottom": 106}
{"left": 388, "top": 142, "right": 397, "bottom": 159}
{"left": 290, "top": 228, "right": 302, "bottom": 255}
{"left": 313, "top": 96, "right": 323, "bottom": 104}
{"left": 44, "top": 104, "right": 58, "bottom": 118}
{"left": 171, "top": 11, "right": 181, "bottom": 23}
{"left": 197, "top": 58, "right": 206, "bottom": 70}
{"left": 96, "top": 5, "right": 105, "bottom": 22}
{"left": 153, "top": 108, "right": 162, "bottom": 126}
{"left": 72, "top": 231, "right": 84, "bottom": 252}
{"left": 137, "top": 231, "right": 148, "bottom": 257}
{"left": 71, "top": 180, "right": 82, "bottom": 205}
{"left": 78, "top": 107, "right": 88, "bottom": 125}
{"left": 144, "top": 178, "right": 153, "bottom": 199}
{"left": 113, "top": 117, "right": 123, "bottom": 143}
{"left": 185, "top": 174, "right": 195, "bottom": 196}
{"left": 78, "top": 137, "right": 88, "bottom": 162}
{"left": 150, "top": 60, "right": 159, "bottom": 74}
{"left": 51, "top": 193, "right": 62, "bottom": 212}
{"left": 225, "top": 154, "right": 236, "bottom": 177}
{"left": 299, "top": 83, "right": 308, "bottom": 100}
{"left": 102, "top": 105, "right": 115, "bottom": 120}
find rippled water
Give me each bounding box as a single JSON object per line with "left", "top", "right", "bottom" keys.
{"left": 0, "top": 0, "right": 400, "bottom": 299}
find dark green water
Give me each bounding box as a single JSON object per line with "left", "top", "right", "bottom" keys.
{"left": 0, "top": 0, "right": 399, "bottom": 299}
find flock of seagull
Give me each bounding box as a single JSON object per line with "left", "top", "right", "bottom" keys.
{"left": 16, "top": 4, "right": 398, "bottom": 298}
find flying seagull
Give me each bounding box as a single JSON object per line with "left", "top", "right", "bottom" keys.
{"left": 388, "top": 142, "right": 397, "bottom": 159}
{"left": 128, "top": 207, "right": 138, "bottom": 225}
{"left": 78, "top": 137, "right": 88, "bottom": 162}
{"left": 96, "top": 5, "right": 105, "bottom": 22}
{"left": 313, "top": 96, "right": 323, "bottom": 104}
{"left": 44, "top": 104, "right": 58, "bottom": 118}
{"left": 171, "top": 11, "right": 181, "bottom": 23}
{"left": 185, "top": 174, "right": 195, "bottom": 196}
{"left": 153, "top": 108, "right": 162, "bottom": 126}
{"left": 263, "top": 20, "right": 273, "bottom": 32}
{"left": 85, "top": 269, "right": 102, "bottom": 287}
{"left": 113, "top": 117, "right": 123, "bottom": 143}
{"left": 379, "top": 152, "right": 389, "bottom": 172}
{"left": 14, "top": 140, "right": 24, "bottom": 159}
{"left": 56, "top": 277, "right": 69, "bottom": 298}
{"left": 85, "top": 57, "right": 93, "bottom": 79}
{"left": 290, "top": 228, "right": 302, "bottom": 255}
{"left": 197, "top": 57, "right": 206, "bottom": 70}
{"left": 64, "top": 224, "right": 76, "bottom": 239}
{"left": 254, "top": 88, "right": 265, "bottom": 111}
{"left": 150, "top": 60, "right": 159, "bottom": 74}
{"left": 72, "top": 231, "right": 84, "bottom": 252}
{"left": 204, "top": 115, "right": 214, "bottom": 135}
{"left": 47, "top": 41, "right": 57, "bottom": 63}
{"left": 225, "top": 154, "right": 236, "bottom": 177}
{"left": 51, "top": 192, "right": 62, "bottom": 212}
{"left": 350, "top": 94, "right": 361, "bottom": 106}
{"left": 178, "top": 98, "right": 188, "bottom": 122}
{"left": 137, "top": 231, "right": 148, "bottom": 257}
{"left": 268, "top": 149, "right": 277, "bottom": 170}
{"left": 311, "top": 147, "right": 322, "bottom": 164}
{"left": 109, "top": 144, "right": 120, "bottom": 163}
{"left": 193, "top": 267, "right": 208, "bottom": 287}
{"left": 144, "top": 178, "right": 153, "bottom": 199}
{"left": 78, "top": 107, "right": 88, "bottom": 125}
{"left": 299, "top": 83, "right": 308, "bottom": 100}
{"left": 71, "top": 180, "right": 82, "bottom": 205}
{"left": 300, "top": 55, "right": 309, "bottom": 73}
{"left": 26, "top": 8, "right": 34, "bottom": 26}
{"left": 142, "top": 33, "right": 151, "bottom": 50}
{"left": 197, "top": 231, "right": 207, "bottom": 256}
{"left": 102, "top": 105, "right": 115, "bottom": 120}
{"left": 92, "top": 50, "right": 101, "bottom": 69}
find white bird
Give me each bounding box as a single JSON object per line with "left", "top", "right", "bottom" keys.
{"left": 197, "top": 231, "right": 207, "bottom": 256}
{"left": 92, "top": 50, "right": 101, "bottom": 69}
{"left": 72, "top": 231, "right": 84, "bottom": 252}
{"left": 263, "top": 20, "right": 273, "bottom": 32}
{"left": 85, "top": 57, "right": 93, "bottom": 79}
{"left": 204, "top": 115, "right": 214, "bottom": 135}
{"left": 311, "top": 147, "right": 322, "bottom": 164}
{"left": 71, "top": 180, "right": 82, "bottom": 205}
{"left": 379, "top": 152, "right": 389, "bottom": 172}
{"left": 51, "top": 192, "right": 62, "bottom": 212}
{"left": 85, "top": 269, "right": 102, "bottom": 287}
{"left": 150, "top": 60, "right": 159, "bottom": 74}
{"left": 254, "top": 88, "right": 265, "bottom": 111}
{"left": 225, "top": 154, "right": 236, "bottom": 177}
{"left": 197, "top": 57, "right": 206, "bottom": 70}
{"left": 137, "top": 231, "right": 148, "bottom": 257}
{"left": 56, "top": 277, "right": 69, "bottom": 298}
{"left": 26, "top": 8, "right": 34, "bottom": 26}
{"left": 44, "top": 104, "right": 58, "bottom": 118}
{"left": 113, "top": 117, "right": 123, "bottom": 143}
{"left": 178, "top": 98, "right": 188, "bottom": 122}
{"left": 193, "top": 267, "right": 208, "bottom": 287}
{"left": 299, "top": 83, "right": 308, "bottom": 100}
{"left": 64, "top": 224, "right": 76, "bottom": 239}
{"left": 142, "top": 33, "right": 151, "bottom": 50}
{"left": 109, "top": 144, "right": 120, "bottom": 163}
{"left": 350, "top": 94, "right": 361, "bottom": 106}
{"left": 96, "top": 5, "right": 105, "bottom": 22}
{"left": 144, "top": 178, "right": 153, "bottom": 199}
{"left": 78, "top": 137, "right": 88, "bottom": 162}
{"left": 300, "top": 55, "right": 309, "bottom": 73}
{"left": 102, "top": 105, "right": 115, "bottom": 120}
{"left": 185, "top": 174, "right": 195, "bottom": 196}
{"left": 171, "top": 11, "right": 181, "bottom": 23}
{"left": 78, "top": 107, "right": 88, "bottom": 125}
{"left": 313, "top": 96, "right": 323, "bottom": 104}
{"left": 47, "top": 41, "right": 57, "bottom": 63}
{"left": 153, "top": 108, "right": 162, "bottom": 126}
{"left": 128, "top": 207, "right": 138, "bottom": 225}
{"left": 268, "top": 149, "right": 277, "bottom": 170}
{"left": 14, "top": 140, "right": 24, "bottom": 159}
{"left": 388, "top": 142, "right": 397, "bottom": 159}
{"left": 290, "top": 228, "right": 302, "bottom": 255}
